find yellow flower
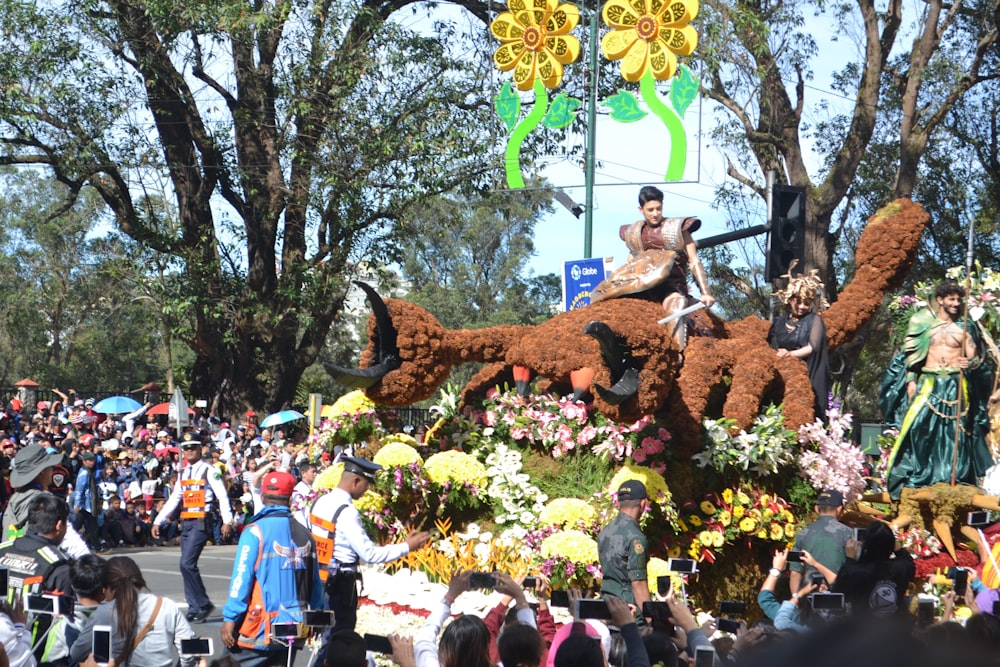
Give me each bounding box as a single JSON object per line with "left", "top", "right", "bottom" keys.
{"left": 700, "top": 501, "right": 716, "bottom": 515}
{"left": 733, "top": 506, "right": 745, "bottom": 520}
{"left": 760, "top": 494, "right": 771, "bottom": 506}
{"left": 667, "top": 546, "right": 682, "bottom": 558}
{"left": 739, "top": 517, "right": 757, "bottom": 533}
{"left": 607, "top": 465, "right": 673, "bottom": 508}
{"left": 763, "top": 509, "right": 775, "bottom": 521}
{"left": 784, "top": 525, "right": 797, "bottom": 539}
{"left": 540, "top": 530, "right": 599, "bottom": 564}
{"left": 698, "top": 530, "right": 714, "bottom": 547}
{"left": 722, "top": 488, "right": 734, "bottom": 505}
{"left": 737, "top": 491, "right": 750, "bottom": 505}
{"left": 756, "top": 528, "right": 767, "bottom": 539}
{"left": 688, "top": 515, "right": 703, "bottom": 527}
{"left": 770, "top": 523, "right": 784, "bottom": 540}
{"left": 355, "top": 490, "right": 386, "bottom": 512}
{"left": 314, "top": 463, "right": 345, "bottom": 490}
{"left": 330, "top": 390, "right": 376, "bottom": 416}
{"left": 687, "top": 541, "right": 700, "bottom": 558}
{"left": 373, "top": 442, "right": 422, "bottom": 468}
{"left": 492, "top": 0, "right": 582, "bottom": 91}
{"left": 647, "top": 557, "right": 670, "bottom": 582}
{"left": 540, "top": 498, "right": 598, "bottom": 528}
{"left": 423, "top": 451, "right": 488, "bottom": 488}
{"left": 783, "top": 510, "right": 796, "bottom": 523}
{"left": 711, "top": 531, "right": 725, "bottom": 548}
{"left": 718, "top": 510, "right": 732, "bottom": 527}
{"left": 677, "top": 519, "right": 689, "bottom": 532}
{"left": 600, "top": 0, "right": 698, "bottom": 82}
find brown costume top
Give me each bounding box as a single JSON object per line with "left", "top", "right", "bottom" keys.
{"left": 592, "top": 216, "right": 701, "bottom": 303}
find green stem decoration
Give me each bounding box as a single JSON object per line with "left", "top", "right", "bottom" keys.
{"left": 505, "top": 79, "right": 549, "bottom": 189}
{"left": 640, "top": 70, "right": 686, "bottom": 181}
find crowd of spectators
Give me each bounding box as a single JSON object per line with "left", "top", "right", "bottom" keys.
{"left": 0, "top": 391, "right": 322, "bottom": 551}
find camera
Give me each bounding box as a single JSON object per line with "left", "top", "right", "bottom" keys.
{"left": 303, "top": 610, "right": 335, "bottom": 627}
{"left": 642, "top": 601, "right": 670, "bottom": 620}
{"left": 968, "top": 511, "right": 990, "bottom": 527}
{"left": 179, "top": 638, "right": 213, "bottom": 656}
{"left": 809, "top": 593, "right": 845, "bottom": 611}
{"left": 271, "top": 623, "right": 301, "bottom": 639}
{"left": 364, "top": 634, "right": 394, "bottom": 655}
{"left": 718, "top": 600, "right": 746, "bottom": 616}
{"left": 667, "top": 558, "right": 697, "bottom": 573}
{"left": 952, "top": 568, "right": 969, "bottom": 596}
{"left": 694, "top": 647, "right": 716, "bottom": 667}
{"left": 469, "top": 572, "right": 497, "bottom": 589}
{"left": 0, "top": 567, "right": 7, "bottom": 598}
{"left": 550, "top": 590, "right": 570, "bottom": 608}
{"left": 26, "top": 594, "right": 74, "bottom": 617}
{"left": 522, "top": 576, "right": 538, "bottom": 589}
{"left": 918, "top": 599, "right": 936, "bottom": 627}
{"left": 575, "top": 598, "right": 612, "bottom": 620}
{"left": 786, "top": 550, "right": 805, "bottom": 563}
{"left": 809, "top": 572, "right": 826, "bottom": 586}
{"left": 656, "top": 575, "right": 672, "bottom": 596}
{"left": 93, "top": 626, "right": 112, "bottom": 666}
{"left": 717, "top": 618, "right": 741, "bottom": 633}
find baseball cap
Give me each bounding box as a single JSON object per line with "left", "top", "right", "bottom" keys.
{"left": 262, "top": 471, "right": 295, "bottom": 496}
{"left": 817, "top": 489, "right": 845, "bottom": 507}
{"left": 617, "top": 480, "right": 648, "bottom": 501}
{"left": 81, "top": 452, "right": 96, "bottom": 461}
{"left": 157, "top": 430, "right": 170, "bottom": 439}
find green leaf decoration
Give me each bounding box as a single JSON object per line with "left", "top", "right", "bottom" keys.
{"left": 604, "top": 90, "right": 647, "bottom": 122}
{"left": 670, "top": 65, "right": 700, "bottom": 119}
{"left": 495, "top": 82, "right": 521, "bottom": 132}
{"left": 541, "top": 93, "right": 581, "bottom": 129}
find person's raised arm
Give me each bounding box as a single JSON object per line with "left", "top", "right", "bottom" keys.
{"left": 800, "top": 550, "right": 837, "bottom": 586}
{"left": 683, "top": 230, "right": 715, "bottom": 308}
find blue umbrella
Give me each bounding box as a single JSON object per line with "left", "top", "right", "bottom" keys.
{"left": 259, "top": 410, "right": 307, "bottom": 428}
{"left": 93, "top": 395, "right": 143, "bottom": 414}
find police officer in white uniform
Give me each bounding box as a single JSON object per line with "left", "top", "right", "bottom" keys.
{"left": 308, "top": 456, "right": 430, "bottom": 666}
{"left": 152, "top": 431, "right": 233, "bottom": 622}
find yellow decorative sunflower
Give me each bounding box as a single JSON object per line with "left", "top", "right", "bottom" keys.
{"left": 717, "top": 510, "right": 732, "bottom": 527}
{"left": 600, "top": 0, "right": 698, "bottom": 82}
{"left": 492, "top": 0, "right": 582, "bottom": 91}
{"left": 355, "top": 490, "right": 386, "bottom": 512}
{"left": 722, "top": 488, "right": 734, "bottom": 504}
{"left": 700, "top": 500, "right": 716, "bottom": 515}
{"left": 688, "top": 515, "right": 703, "bottom": 527}
{"left": 698, "top": 530, "right": 714, "bottom": 547}
{"left": 739, "top": 517, "right": 757, "bottom": 533}
{"left": 737, "top": 491, "right": 751, "bottom": 505}
{"left": 769, "top": 523, "right": 784, "bottom": 540}
{"left": 711, "top": 530, "right": 725, "bottom": 548}
{"left": 784, "top": 525, "right": 797, "bottom": 539}
{"left": 733, "top": 506, "right": 745, "bottom": 520}
{"left": 423, "top": 451, "right": 489, "bottom": 488}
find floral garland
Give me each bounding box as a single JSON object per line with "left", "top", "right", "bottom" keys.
{"left": 675, "top": 486, "right": 797, "bottom": 562}
{"left": 309, "top": 389, "right": 385, "bottom": 460}
{"left": 539, "top": 497, "right": 600, "bottom": 531}
{"left": 422, "top": 450, "right": 488, "bottom": 511}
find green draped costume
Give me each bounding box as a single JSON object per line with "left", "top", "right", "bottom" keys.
{"left": 880, "top": 307, "right": 996, "bottom": 499}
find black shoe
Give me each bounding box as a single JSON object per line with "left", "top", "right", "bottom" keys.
{"left": 188, "top": 603, "right": 215, "bottom": 623}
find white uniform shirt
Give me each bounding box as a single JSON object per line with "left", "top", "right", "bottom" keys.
{"left": 309, "top": 488, "right": 409, "bottom": 566}
{"left": 154, "top": 458, "right": 233, "bottom": 525}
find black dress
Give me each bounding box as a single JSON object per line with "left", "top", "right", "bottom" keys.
{"left": 767, "top": 311, "right": 830, "bottom": 420}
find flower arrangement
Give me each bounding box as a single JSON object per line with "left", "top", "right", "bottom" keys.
{"left": 797, "top": 407, "right": 867, "bottom": 504}
{"left": 485, "top": 443, "right": 548, "bottom": 530}
{"left": 311, "top": 390, "right": 384, "bottom": 459}
{"left": 676, "top": 486, "right": 796, "bottom": 562}
{"left": 373, "top": 441, "right": 422, "bottom": 468}
{"left": 536, "top": 529, "right": 602, "bottom": 589}
{"left": 422, "top": 451, "right": 488, "bottom": 511}
{"left": 539, "top": 498, "right": 599, "bottom": 531}
{"left": 896, "top": 526, "right": 943, "bottom": 559}
{"left": 392, "top": 518, "right": 531, "bottom": 583}
{"left": 474, "top": 389, "right": 671, "bottom": 464}
{"left": 693, "top": 404, "right": 799, "bottom": 477}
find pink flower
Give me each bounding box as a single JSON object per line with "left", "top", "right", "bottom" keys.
{"left": 633, "top": 449, "right": 647, "bottom": 463}
{"left": 484, "top": 410, "right": 498, "bottom": 427}
{"left": 658, "top": 428, "right": 671, "bottom": 441}
{"left": 577, "top": 425, "right": 597, "bottom": 445}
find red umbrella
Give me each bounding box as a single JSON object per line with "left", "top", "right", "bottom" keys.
{"left": 147, "top": 402, "right": 195, "bottom": 416}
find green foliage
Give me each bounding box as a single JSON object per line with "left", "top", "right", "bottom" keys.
{"left": 495, "top": 82, "right": 521, "bottom": 132}
{"left": 604, "top": 90, "right": 647, "bottom": 123}
{"left": 669, "top": 65, "right": 698, "bottom": 118}
{"left": 541, "top": 94, "right": 581, "bottom": 129}
{"left": 520, "top": 447, "right": 616, "bottom": 501}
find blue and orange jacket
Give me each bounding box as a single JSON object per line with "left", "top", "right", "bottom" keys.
{"left": 222, "top": 505, "right": 325, "bottom": 650}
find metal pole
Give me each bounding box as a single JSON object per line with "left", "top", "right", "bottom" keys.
{"left": 583, "top": 0, "right": 600, "bottom": 258}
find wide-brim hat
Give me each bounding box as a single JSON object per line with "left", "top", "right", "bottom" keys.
{"left": 11, "top": 444, "right": 64, "bottom": 487}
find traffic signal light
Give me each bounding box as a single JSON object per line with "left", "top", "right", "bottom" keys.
{"left": 766, "top": 185, "right": 806, "bottom": 282}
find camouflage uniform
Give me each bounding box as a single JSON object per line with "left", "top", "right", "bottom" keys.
{"left": 789, "top": 514, "right": 852, "bottom": 581}
{"left": 598, "top": 512, "right": 648, "bottom": 604}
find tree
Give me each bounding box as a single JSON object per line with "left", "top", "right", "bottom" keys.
{"left": 698, "top": 0, "right": 999, "bottom": 291}
{"left": 0, "top": 0, "right": 525, "bottom": 415}
{"left": 0, "top": 169, "right": 165, "bottom": 388}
